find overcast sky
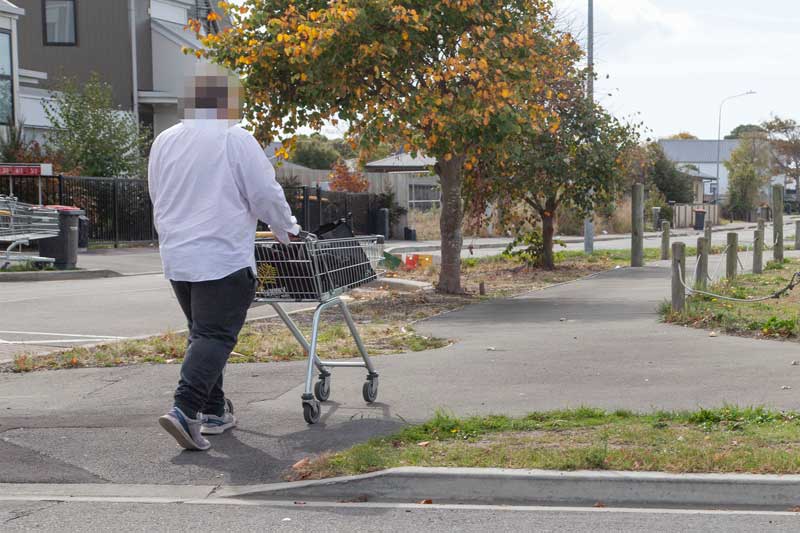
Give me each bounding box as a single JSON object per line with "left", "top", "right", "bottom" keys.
{"left": 556, "top": 0, "right": 799, "bottom": 140}
{"left": 228, "top": 1, "right": 799, "bottom": 141}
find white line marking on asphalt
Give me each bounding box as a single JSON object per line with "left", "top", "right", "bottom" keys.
{"left": 0, "top": 495, "right": 798, "bottom": 516}
{"left": 0, "top": 331, "right": 127, "bottom": 339}
{"left": 0, "top": 339, "right": 125, "bottom": 345}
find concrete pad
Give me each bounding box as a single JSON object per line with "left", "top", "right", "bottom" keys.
{"left": 77, "top": 247, "right": 163, "bottom": 276}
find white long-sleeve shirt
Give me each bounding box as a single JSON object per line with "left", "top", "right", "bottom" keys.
{"left": 148, "top": 119, "right": 300, "bottom": 282}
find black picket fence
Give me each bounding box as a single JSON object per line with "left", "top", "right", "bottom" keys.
{"left": 1, "top": 176, "right": 386, "bottom": 246}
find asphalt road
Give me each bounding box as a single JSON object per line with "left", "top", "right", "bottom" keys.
{"left": 1, "top": 500, "right": 799, "bottom": 532}
{"left": 0, "top": 273, "right": 312, "bottom": 360}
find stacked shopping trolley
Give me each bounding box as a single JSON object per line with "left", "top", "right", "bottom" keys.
{"left": 254, "top": 225, "right": 385, "bottom": 424}
{"left": 0, "top": 196, "right": 59, "bottom": 269}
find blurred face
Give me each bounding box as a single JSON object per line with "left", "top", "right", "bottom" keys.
{"left": 180, "top": 63, "right": 243, "bottom": 121}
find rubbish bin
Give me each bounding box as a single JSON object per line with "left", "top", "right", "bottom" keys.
{"left": 404, "top": 227, "right": 417, "bottom": 241}
{"left": 375, "top": 208, "right": 390, "bottom": 239}
{"left": 78, "top": 215, "right": 90, "bottom": 250}
{"left": 39, "top": 206, "right": 84, "bottom": 269}
{"left": 693, "top": 209, "right": 706, "bottom": 231}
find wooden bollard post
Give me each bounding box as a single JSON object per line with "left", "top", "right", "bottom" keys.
{"left": 660, "top": 221, "right": 670, "bottom": 260}
{"left": 773, "top": 184, "right": 784, "bottom": 262}
{"left": 704, "top": 220, "right": 713, "bottom": 249}
{"left": 726, "top": 232, "right": 738, "bottom": 280}
{"left": 671, "top": 242, "right": 686, "bottom": 312}
{"left": 631, "top": 183, "right": 644, "bottom": 267}
{"left": 696, "top": 237, "right": 708, "bottom": 290}
{"left": 753, "top": 229, "right": 763, "bottom": 274}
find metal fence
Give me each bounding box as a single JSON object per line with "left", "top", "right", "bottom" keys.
{"left": 280, "top": 187, "right": 383, "bottom": 236}
{"left": 1, "top": 175, "right": 155, "bottom": 246}
{"left": 2, "top": 176, "right": 387, "bottom": 246}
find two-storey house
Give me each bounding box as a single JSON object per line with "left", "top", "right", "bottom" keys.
{"left": 15, "top": 0, "right": 223, "bottom": 141}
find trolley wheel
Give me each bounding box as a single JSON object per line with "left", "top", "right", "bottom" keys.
{"left": 362, "top": 379, "right": 379, "bottom": 403}
{"left": 303, "top": 400, "right": 321, "bottom": 424}
{"left": 314, "top": 376, "right": 331, "bottom": 402}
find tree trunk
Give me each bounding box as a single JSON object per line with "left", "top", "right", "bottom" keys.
{"left": 541, "top": 211, "right": 555, "bottom": 270}
{"left": 436, "top": 156, "right": 465, "bottom": 294}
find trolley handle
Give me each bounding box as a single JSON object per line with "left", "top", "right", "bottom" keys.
{"left": 255, "top": 229, "right": 317, "bottom": 242}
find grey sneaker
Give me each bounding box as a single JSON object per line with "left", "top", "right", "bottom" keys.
{"left": 158, "top": 406, "right": 211, "bottom": 451}
{"left": 201, "top": 398, "right": 236, "bottom": 435}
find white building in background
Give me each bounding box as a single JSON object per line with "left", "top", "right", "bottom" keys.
{"left": 0, "top": 0, "right": 24, "bottom": 130}
{"left": 658, "top": 139, "right": 739, "bottom": 200}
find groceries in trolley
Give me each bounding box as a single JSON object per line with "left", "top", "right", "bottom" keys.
{"left": 255, "top": 220, "right": 382, "bottom": 302}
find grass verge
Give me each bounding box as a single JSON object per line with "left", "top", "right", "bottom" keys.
{"left": 394, "top": 250, "right": 629, "bottom": 297}
{"left": 5, "top": 291, "right": 461, "bottom": 373}
{"left": 289, "top": 406, "right": 800, "bottom": 480}
{"left": 0, "top": 261, "right": 55, "bottom": 272}
{"left": 662, "top": 258, "right": 800, "bottom": 339}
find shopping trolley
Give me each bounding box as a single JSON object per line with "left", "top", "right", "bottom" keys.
{"left": 254, "top": 230, "right": 385, "bottom": 424}
{"left": 0, "top": 196, "right": 59, "bottom": 269}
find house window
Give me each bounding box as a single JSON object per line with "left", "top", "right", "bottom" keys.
{"left": 0, "top": 32, "right": 13, "bottom": 126}
{"left": 43, "top": 0, "right": 77, "bottom": 45}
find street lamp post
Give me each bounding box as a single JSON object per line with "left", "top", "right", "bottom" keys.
{"left": 584, "top": 0, "right": 595, "bottom": 254}
{"left": 715, "top": 91, "right": 756, "bottom": 203}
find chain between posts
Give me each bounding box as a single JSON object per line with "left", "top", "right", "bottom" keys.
{"left": 676, "top": 262, "right": 800, "bottom": 303}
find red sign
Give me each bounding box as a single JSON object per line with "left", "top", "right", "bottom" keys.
{"left": 0, "top": 165, "right": 48, "bottom": 176}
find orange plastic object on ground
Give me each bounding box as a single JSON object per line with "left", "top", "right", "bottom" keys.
{"left": 417, "top": 254, "right": 433, "bottom": 268}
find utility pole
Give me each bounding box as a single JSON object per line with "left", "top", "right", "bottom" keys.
{"left": 583, "top": 0, "right": 595, "bottom": 254}
{"left": 587, "top": 0, "right": 593, "bottom": 101}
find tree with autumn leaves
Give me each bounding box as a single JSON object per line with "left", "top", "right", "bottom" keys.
{"left": 194, "top": 0, "right": 582, "bottom": 293}
{"left": 469, "top": 73, "right": 637, "bottom": 269}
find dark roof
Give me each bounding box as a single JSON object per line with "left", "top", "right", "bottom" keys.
{"left": 659, "top": 139, "right": 739, "bottom": 164}
{"left": 364, "top": 152, "right": 436, "bottom": 172}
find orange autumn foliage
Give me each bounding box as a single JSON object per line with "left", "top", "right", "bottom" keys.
{"left": 329, "top": 162, "right": 369, "bottom": 193}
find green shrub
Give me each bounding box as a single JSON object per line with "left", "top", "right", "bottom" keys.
{"left": 503, "top": 230, "right": 565, "bottom": 267}
{"left": 759, "top": 316, "right": 797, "bottom": 337}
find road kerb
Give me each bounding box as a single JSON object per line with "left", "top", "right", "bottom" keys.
{"left": 0, "top": 269, "right": 122, "bottom": 282}
{"left": 213, "top": 467, "right": 800, "bottom": 510}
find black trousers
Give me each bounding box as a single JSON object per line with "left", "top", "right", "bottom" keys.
{"left": 170, "top": 267, "right": 256, "bottom": 418}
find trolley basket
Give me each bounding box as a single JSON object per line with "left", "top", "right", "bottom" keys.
{"left": 254, "top": 232, "right": 385, "bottom": 424}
